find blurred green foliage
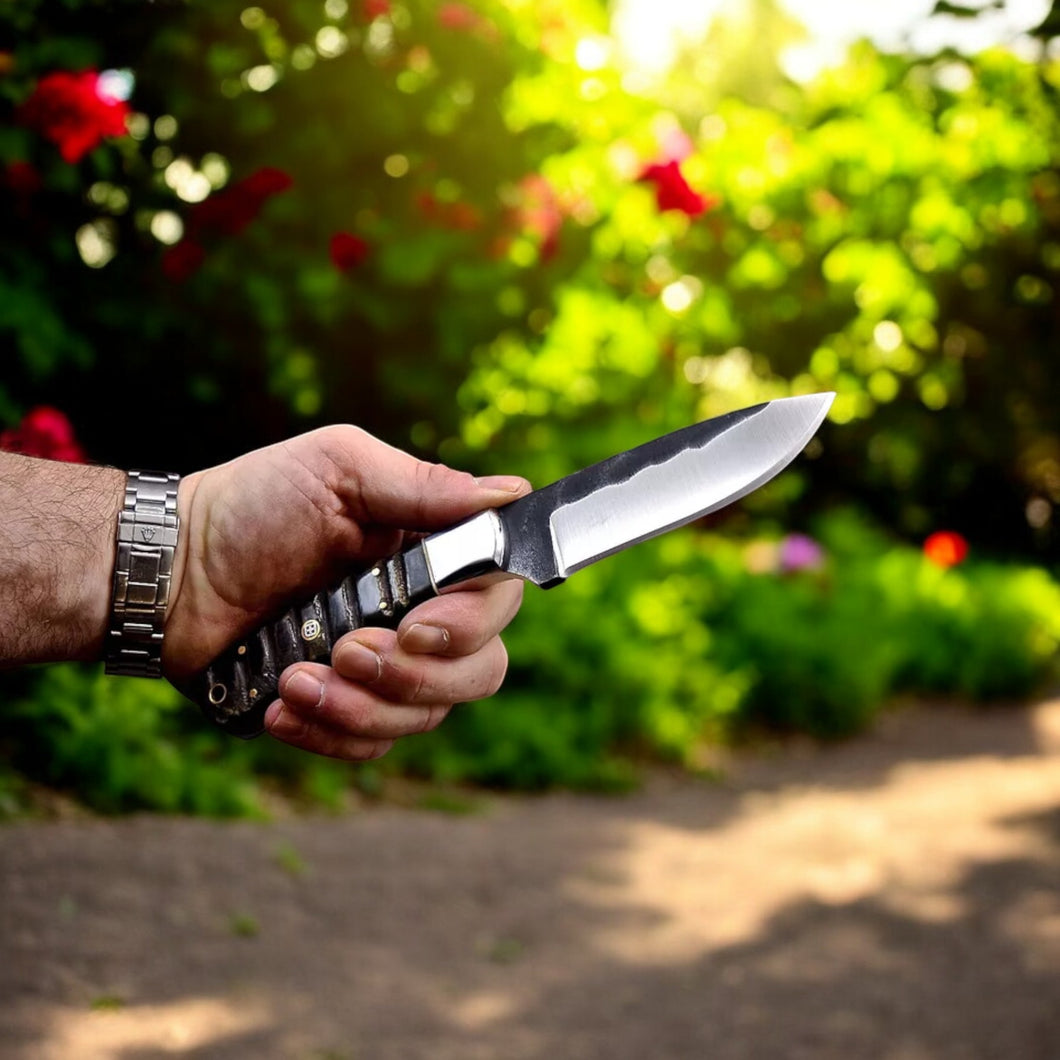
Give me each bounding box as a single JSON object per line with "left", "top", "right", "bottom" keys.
{"left": 388, "top": 512, "right": 1060, "bottom": 789}
{"left": 6, "top": 668, "right": 261, "bottom": 815}
{"left": 3, "top": 0, "right": 1060, "bottom": 810}
{"left": 5, "top": 513, "right": 1059, "bottom": 810}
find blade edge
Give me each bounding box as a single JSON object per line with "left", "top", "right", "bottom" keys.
{"left": 550, "top": 393, "right": 833, "bottom": 578}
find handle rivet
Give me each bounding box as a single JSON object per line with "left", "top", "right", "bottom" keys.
{"left": 237, "top": 645, "right": 247, "bottom": 656}
{"left": 208, "top": 683, "right": 228, "bottom": 705}
{"left": 301, "top": 618, "right": 322, "bottom": 641}
{"left": 249, "top": 688, "right": 258, "bottom": 699}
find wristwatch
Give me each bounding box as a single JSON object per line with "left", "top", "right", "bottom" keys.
{"left": 104, "top": 470, "right": 180, "bottom": 678}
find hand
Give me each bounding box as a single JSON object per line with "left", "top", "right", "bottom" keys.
{"left": 163, "top": 425, "right": 530, "bottom": 760}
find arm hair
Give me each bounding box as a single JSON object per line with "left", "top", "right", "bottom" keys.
{"left": 0, "top": 454, "right": 124, "bottom": 665}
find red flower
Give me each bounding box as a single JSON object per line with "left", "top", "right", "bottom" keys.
{"left": 923, "top": 531, "right": 969, "bottom": 568}
{"left": 18, "top": 70, "right": 129, "bottom": 164}
{"left": 162, "top": 239, "right": 206, "bottom": 283}
{"left": 330, "top": 232, "right": 370, "bottom": 272}
{"left": 0, "top": 407, "right": 85, "bottom": 463}
{"left": 508, "top": 174, "right": 563, "bottom": 261}
{"left": 416, "top": 192, "right": 483, "bottom": 231}
{"left": 188, "top": 167, "right": 293, "bottom": 238}
{"left": 362, "top": 0, "right": 391, "bottom": 17}
{"left": 438, "top": 2, "right": 481, "bottom": 30}
{"left": 638, "top": 159, "right": 718, "bottom": 218}
{"left": 240, "top": 166, "right": 293, "bottom": 198}
{"left": 4, "top": 160, "right": 41, "bottom": 195}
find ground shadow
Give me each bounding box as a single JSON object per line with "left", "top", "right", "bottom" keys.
{"left": 1, "top": 700, "right": 1059, "bottom": 1059}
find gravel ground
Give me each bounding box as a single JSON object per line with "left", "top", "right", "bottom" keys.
{"left": 3, "top": 697, "right": 1060, "bottom": 1060}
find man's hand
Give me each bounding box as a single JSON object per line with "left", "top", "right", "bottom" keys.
{"left": 164, "top": 426, "right": 530, "bottom": 761}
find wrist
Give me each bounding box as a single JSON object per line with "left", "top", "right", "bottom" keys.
{"left": 104, "top": 471, "right": 181, "bottom": 677}
{"left": 160, "top": 470, "right": 200, "bottom": 681}
{"left": 82, "top": 467, "right": 128, "bottom": 660}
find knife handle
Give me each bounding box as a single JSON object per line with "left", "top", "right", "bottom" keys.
{"left": 187, "top": 510, "right": 509, "bottom": 739}
{"left": 190, "top": 543, "right": 436, "bottom": 739}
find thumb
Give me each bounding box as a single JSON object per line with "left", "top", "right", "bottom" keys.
{"left": 338, "top": 428, "right": 531, "bottom": 530}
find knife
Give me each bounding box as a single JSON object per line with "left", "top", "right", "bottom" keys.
{"left": 190, "top": 392, "right": 834, "bottom": 738}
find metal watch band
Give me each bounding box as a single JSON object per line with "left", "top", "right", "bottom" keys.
{"left": 105, "top": 470, "right": 180, "bottom": 678}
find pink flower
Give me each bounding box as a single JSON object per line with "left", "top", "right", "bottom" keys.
{"left": 658, "top": 126, "right": 694, "bottom": 163}
{"left": 779, "top": 533, "right": 824, "bottom": 573}
{"left": 0, "top": 407, "right": 85, "bottom": 462}
{"left": 638, "top": 159, "right": 719, "bottom": 218}
{"left": 18, "top": 70, "right": 129, "bottom": 163}
{"left": 330, "top": 232, "right": 370, "bottom": 272}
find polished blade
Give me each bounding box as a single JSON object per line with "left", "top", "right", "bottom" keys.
{"left": 500, "top": 393, "right": 833, "bottom": 587}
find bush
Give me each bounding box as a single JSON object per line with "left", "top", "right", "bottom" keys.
{"left": 5, "top": 667, "right": 260, "bottom": 815}
{"left": 4, "top": 2, "right": 1060, "bottom": 809}
{"left": 4, "top": 511, "right": 1058, "bottom": 809}
{"left": 383, "top": 514, "right": 1060, "bottom": 787}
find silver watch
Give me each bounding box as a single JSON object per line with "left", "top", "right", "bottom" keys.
{"left": 105, "top": 470, "right": 180, "bottom": 678}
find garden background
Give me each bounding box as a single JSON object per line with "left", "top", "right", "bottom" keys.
{"left": 3, "top": 0, "right": 1060, "bottom": 815}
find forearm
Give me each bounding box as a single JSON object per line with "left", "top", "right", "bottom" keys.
{"left": 0, "top": 453, "right": 124, "bottom": 666}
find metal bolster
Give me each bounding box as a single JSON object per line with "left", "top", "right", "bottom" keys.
{"left": 421, "top": 510, "right": 506, "bottom": 590}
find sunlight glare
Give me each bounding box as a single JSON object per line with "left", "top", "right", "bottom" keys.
{"left": 98, "top": 68, "right": 135, "bottom": 102}
{"left": 662, "top": 276, "right": 702, "bottom": 313}
{"left": 76, "top": 220, "right": 117, "bottom": 268}
{"left": 245, "top": 64, "right": 279, "bottom": 92}
{"left": 164, "top": 157, "right": 212, "bottom": 203}
{"left": 612, "top": 0, "right": 726, "bottom": 75}
{"left": 873, "top": 321, "right": 903, "bottom": 353}
{"left": 575, "top": 36, "right": 612, "bottom": 71}
{"left": 613, "top": 0, "right": 1052, "bottom": 80}
{"left": 150, "top": 211, "right": 184, "bottom": 245}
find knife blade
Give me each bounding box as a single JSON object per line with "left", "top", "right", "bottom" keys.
{"left": 191, "top": 392, "right": 834, "bottom": 737}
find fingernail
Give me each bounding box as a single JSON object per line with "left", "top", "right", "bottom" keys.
{"left": 402, "top": 622, "right": 450, "bottom": 654}
{"left": 281, "top": 671, "right": 325, "bottom": 712}
{"left": 335, "top": 640, "right": 382, "bottom": 683}
{"left": 474, "top": 475, "right": 527, "bottom": 494}
{"left": 265, "top": 703, "right": 304, "bottom": 738}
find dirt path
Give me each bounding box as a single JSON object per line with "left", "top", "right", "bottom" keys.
{"left": 4, "top": 698, "right": 1060, "bottom": 1060}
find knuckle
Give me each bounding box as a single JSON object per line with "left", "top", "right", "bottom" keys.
{"left": 393, "top": 659, "right": 431, "bottom": 705}
{"left": 412, "top": 461, "right": 469, "bottom": 524}
{"left": 321, "top": 422, "right": 369, "bottom": 455}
